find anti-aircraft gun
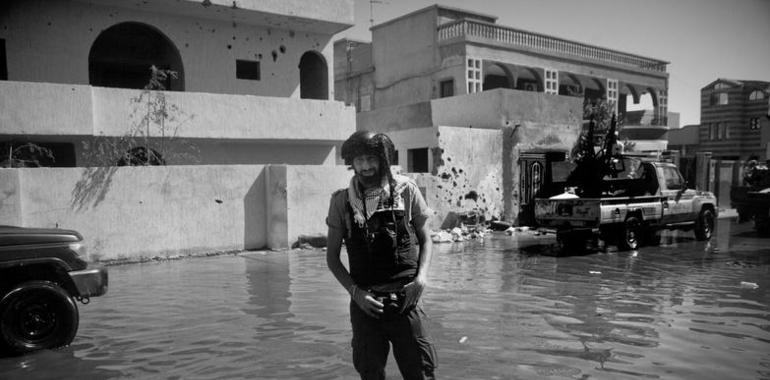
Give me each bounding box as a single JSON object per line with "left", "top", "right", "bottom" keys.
{"left": 565, "top": 114, "right": 624, "bottom": 197}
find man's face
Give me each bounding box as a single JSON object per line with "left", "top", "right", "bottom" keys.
{"left": 353, "top": 154, "right": 381, "bottom": 186}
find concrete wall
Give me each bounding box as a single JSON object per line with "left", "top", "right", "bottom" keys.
{"left": 1, "top": 81, "right": 355, "bottom": 166}
{"left": 0, "top": 165, "right": 349, "bottom": 261}
{"left": 429, "top": 126, "right": 504, "bottom": 226}
{"left": 356, "top": 102, "right": 434, "bottom": 133}
{"left": 371, "top": 7, "right": 438, "bottom": 108}
{"left": 0, "top": 0, "right": 338, "bottom": 99}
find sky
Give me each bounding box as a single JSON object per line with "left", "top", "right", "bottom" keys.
{"left": 335, "top": 0, "right": 770, "bottom": 127}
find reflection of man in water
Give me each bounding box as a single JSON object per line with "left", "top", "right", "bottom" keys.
{"left": 326, "top": 131, "right": 437, "bottom": 380}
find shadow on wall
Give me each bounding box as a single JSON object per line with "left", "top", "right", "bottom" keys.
{"left": 244, "top": 170, "right": 266, "bottom": 250}
{"left": 70, "top": 167, "right": 119, "bottom": 211}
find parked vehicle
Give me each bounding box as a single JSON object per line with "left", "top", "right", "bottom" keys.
{"left": 535, "top": 157, "right": 718, "bottom": 252}
{"left": 730, "top": 160, "right": 770, "bottom": 233}
{"left": 0, "top": 226, "right": 108, "bottom": 354}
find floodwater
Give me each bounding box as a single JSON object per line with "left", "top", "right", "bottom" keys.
{"left": 1, "top": 220, "right": 769, "bottom": 380}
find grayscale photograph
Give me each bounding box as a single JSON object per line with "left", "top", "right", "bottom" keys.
{"left": 1, "top": 0, "right": 769, "bottom": 379}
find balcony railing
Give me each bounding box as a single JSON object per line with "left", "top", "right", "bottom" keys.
{"left": 437, "top": 19, "right": 668, "bottom": 73}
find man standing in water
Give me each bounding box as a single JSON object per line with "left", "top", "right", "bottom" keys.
{"left": 326, "top": 131, "right": 437, "bottom": 380}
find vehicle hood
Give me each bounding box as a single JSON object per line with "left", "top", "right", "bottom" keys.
{"left": 0, "top": 225, "right": 82, "bottom": 247}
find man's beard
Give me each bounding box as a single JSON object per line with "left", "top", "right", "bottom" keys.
{"left": 356, "top": 167, "right": 383, "bottom": 188}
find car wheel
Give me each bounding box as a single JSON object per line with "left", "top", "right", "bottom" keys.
{"left": 0, "top": 281, "right": 79, "bottom": 354}
{"left": 694, "top": 209, "right": 715, "bottom": 241}
{"left": 618, "top": 216, "right": 642, "bottom": 251}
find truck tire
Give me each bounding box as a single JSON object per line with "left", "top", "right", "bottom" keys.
{"left": 618, "top": 216, "right": 642, "bottom": 251}
{"left": 694, "top": 209, "right": 715, "bottom": 241}
{"left": 0, "top": 281, "right": 79, "bottom": 354}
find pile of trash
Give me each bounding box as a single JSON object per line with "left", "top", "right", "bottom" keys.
{"left": 430, "top": 221, "right": 538, "bottom": 243}
{"left": 431, "top": 225, "right": 486, "bottom": 243}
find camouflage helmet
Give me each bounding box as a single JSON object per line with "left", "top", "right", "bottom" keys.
{"left": 340, "top": 130, "right": 396, "bottom": 169}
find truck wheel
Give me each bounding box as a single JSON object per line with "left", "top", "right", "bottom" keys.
{"left": 0, "top": 281, "right": 79, "bottom": 354}
{"left": 618, "top": 216, "right": 642, "bottom": 251}
{"left": 694, "top": 209, "right": 715, "bottom": 241}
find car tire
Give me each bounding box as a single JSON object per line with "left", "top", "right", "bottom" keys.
{"left": 618, "top": 216, "right": 642, "bottom": 251}
{"left": 0, "top": 281, "right": 79, "bottom": 354}
{"left": 694, "top": 209, "right": 715, "bottom": 241}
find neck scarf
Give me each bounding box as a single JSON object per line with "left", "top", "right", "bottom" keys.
{"left": 347, "top": 174, "right": 409, "bottom": 227}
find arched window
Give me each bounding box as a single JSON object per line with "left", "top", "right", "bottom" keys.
{"left": 749, "top": 90, "right": 766, "bottom": 101}
{"left": 298, "top": 51, "right": 328, "bottom": 100}
{"left": 89, "top": 22, "right": 184, "bottom": 91}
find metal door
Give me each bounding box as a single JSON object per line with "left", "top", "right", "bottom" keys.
{"left": 519, "top": 153, "right": 546, "bottom": 225}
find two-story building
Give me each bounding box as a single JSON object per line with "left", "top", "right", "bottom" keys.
{"left": 335, "top": 5, "right": 673, "bottom": 226}
{"left": 0, "top": 0, "right": 358, "bottom": 258}
{"left": 1, "top": 0, "right": 355, "bottom": 167}
{"left": 696, "top": 79, "right": 769, "bottom": 160}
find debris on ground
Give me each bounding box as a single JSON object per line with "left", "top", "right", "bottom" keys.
{"left": 430, "top": 221, "right": 541, "bottom": 243}
{"left": 740, "top": 281, "right": 759, "bottom": 289}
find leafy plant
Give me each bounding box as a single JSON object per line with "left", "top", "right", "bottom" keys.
{"left": 82, "top": 65, "right": 198, "bottom": 166}
{"left": 1, "top": 142, "right": 55, "bottom": 168}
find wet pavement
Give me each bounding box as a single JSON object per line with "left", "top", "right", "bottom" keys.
{"left": 1, "top": 219, "right": 769, "bottom": 379}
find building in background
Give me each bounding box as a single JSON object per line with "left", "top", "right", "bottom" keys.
{"left": 0, "top": 0, "right": 355, "bottom": 167}
{"left": 695, "top": 79, "right": 770, "bottom": 160}
{"left": 335, "top": 4, "right": 672, "bottom": 226}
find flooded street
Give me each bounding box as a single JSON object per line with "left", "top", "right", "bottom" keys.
{"left": 1, "top": 219, "right": 769, "bottom": 380}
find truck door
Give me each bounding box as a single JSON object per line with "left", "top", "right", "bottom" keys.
{"left": 660, "top": 165, "right": 695, "bottom": 223}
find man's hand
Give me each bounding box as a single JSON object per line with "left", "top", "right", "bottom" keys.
{"left": 400, "top": 277, "right": 426, "bottom": 312}
{"left": 351, "top": 285, "right": 384, "bottom": 318}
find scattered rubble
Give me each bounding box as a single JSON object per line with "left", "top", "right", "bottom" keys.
{"left": 430, "top": 222, "right": 540, "bottom": 243}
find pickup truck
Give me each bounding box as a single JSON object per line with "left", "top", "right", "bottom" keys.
{"left": 0, "top": 225, "right": 108, "bottom": 354}
{"left": 535, "top": 158, "right": 718, "bottom": 252}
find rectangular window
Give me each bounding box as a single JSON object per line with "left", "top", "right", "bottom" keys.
{"left": 606, "top": 79, "right": 618, "bottom": 112}
{"left": 236, "top": 59, "right": 260, "bottom": 80}
{"left": 466, "top": 57, "right": 482, "bottom": 94}
{"left": 717, "top": 123, "right": 725, "bottom": 139}
{"left": 0, "top": 39, "right": 7, "bottom": 80}
{"left": 544, "top": 69, "right": 558, "bottom": 95}
{"left": 713, "top": 92, "right": 728, "bottom": 105}
{"left": 407, "top": 148, "right": 429, "bottom": 173}
{"left": 440, "top": 79, "right": 454, "bottom": 98}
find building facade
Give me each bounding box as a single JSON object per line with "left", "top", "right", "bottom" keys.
{"left": 335, "top": 5, "right": 672, "bottom": 226}
{"left": 1, "top": 0, "right": 356, "bottom": 167}
{"left": 696, "top": 79, "right": 770, "bottom": 160}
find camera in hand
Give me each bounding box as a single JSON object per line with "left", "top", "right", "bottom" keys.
{"left": 376, "top": 292, "right": 402, "bottom": 315}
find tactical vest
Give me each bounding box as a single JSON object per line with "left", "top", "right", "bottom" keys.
{"left": 345, "top": 202, "right": 419, "bottom": 288}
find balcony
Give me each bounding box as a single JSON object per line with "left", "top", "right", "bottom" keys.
{"left": 0, "top": 81, "right": 355, "bottom": 142}
{"left": 437, "top": 19, "right": 668, "bottom": 74}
